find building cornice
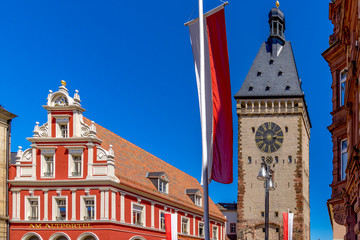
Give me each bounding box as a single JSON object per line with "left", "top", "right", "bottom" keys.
{"left": 26, "top": 137, "right": 103, "bottom": 144}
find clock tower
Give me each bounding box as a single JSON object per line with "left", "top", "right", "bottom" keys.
{"left": 235, "top": 4, "right": 311, "bottom": 240}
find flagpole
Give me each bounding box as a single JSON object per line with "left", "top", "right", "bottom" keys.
{"left": 198, "top": 0, "right": 210, "bottom": 240}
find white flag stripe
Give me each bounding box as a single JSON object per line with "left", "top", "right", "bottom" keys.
{"left": 288, "top": 212, "right": 294, "bottom": 240}
{"left": 189, "top": 18, "right": 214, "bottom": 185}
{"left": 171, "top": 214, "right": 177, "bottom": 240}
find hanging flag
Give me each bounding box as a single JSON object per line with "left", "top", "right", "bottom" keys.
{"left": 283, "top": 212, "right": 294, "bottom": 240}
{"left": 187, "top": 3, "right": 233, "bottom": 184}
{"left": 165, "top": 213, "right": 178, "bottom": 240}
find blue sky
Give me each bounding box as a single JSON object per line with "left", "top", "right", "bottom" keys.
{"left": 0, "top": 0, "right": 333, "bottom": 239}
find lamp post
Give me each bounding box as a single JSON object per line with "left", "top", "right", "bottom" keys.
{"left": 257, "top": 157, "right": 275, "bottom": 240}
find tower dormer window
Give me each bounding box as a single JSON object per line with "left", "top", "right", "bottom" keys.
{"left": 272, "top": 21, "right": 278, "bottom": 36}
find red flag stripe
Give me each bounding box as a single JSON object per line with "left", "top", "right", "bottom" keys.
{"left": 206, "top": 9, "right": 233, "bottom": 184}
{"left": 165, "top": 213, "right": 172, "bottom": 240}
{"left": 165, "top": 213, "right": 177, "bottom": 240}
{"left": 283, "top": 212, "right": 288, "bottom": 240}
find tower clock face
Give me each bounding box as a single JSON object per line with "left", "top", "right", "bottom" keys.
{"left": 255, "top": 122, "right": 284, "bottom": 153}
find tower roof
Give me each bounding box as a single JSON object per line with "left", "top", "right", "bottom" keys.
{"left": 234, "top": 41, "right": 303, "bottom": 99}
{"left": 268, "top": 7, "right": 285, "bottom": 24}
{"left": 235, "top": 4, "right": 304, "bottom": 99}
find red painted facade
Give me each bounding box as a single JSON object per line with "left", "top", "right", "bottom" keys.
{"left": 323, "top": 0, "right": 360, "bottom": 239}
{"left": 9, "top": 83, "right": 226, "bottom": 240}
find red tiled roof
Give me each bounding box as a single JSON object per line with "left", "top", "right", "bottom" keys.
{"left": 84, "top": 118, "right": 225, "bottom": 220}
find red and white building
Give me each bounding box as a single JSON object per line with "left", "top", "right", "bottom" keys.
{"left": 8, "top": 82, "right": 226, "bottom": 240}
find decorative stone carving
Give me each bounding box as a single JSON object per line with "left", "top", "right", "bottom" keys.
{"left": 24, "top": 151, "right": 32, "bottom": 161}
{"left": 97, "top": 151, "right": 104, "bottom": 160}
{"left": 90, "top": 121, "right": 96, "bottom": 136}
{"left": 54, "top": 95, "right": 68, "bottom": 106}
{"left": 108, "top": 145, "right": 114, "bottom": 157}
{"left": 334, "top": 213, "right": 345, "bottom": 225}
{"left": 74, "top": 90, "right": 81, "bottom": 103}
{"left": 38, "top": 123, "right": 48, "bottom": 137}
{"left": 81, "top": 122, "right": 90, "bottom": 137}
{"left": 47, "top": 90, "right": 53, "bottom": 100}
{"left": 34, "top": 122, "right": 48, "bottom": 137}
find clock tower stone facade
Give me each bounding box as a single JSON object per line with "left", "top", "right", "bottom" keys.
{"left": 235, "top": 6, "right": 311, "bottom": 240}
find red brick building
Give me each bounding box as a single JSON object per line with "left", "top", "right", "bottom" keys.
{"left": 8, "top": 82, "right": 226, "bottom": 240}
{"left": 322, "top": 0, "right": 360, "bottom": 239}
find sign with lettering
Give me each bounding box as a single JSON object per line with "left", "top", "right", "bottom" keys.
{"left": 29, "top": 223, "right": 91, "bottom": 229}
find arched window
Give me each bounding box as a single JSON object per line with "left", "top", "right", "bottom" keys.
{"left": 22, "top": 233, "right": 43, "bottom": 240}
{"left": 55, "top": 237, "right": 68, "bottom": 240}
{"left": 49, "top": 233, "right": 70, "bottom": 240}
{"left": 77, "top": 233, "right": 99, "bottom": 240}
{"left": 129, "top": 236, "right": 146, "bottom": 240}
{"left": 28, "top": 236, "right": 40, "bottom": 240}
{"left": 83, "top": 237, "right": 96, "bottom": 240}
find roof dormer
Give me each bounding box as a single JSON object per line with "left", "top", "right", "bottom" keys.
{"left": 146, "top": 172, "right": 169, "bottom": 194}
{"left": 186, "top": 189, "right": 202, "bottom": 207}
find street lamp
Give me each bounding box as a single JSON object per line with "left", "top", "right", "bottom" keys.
{"left": 257, "top": 157, "right": 276, "bottom": 240}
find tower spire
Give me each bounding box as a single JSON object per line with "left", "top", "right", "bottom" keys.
{"left": 268, "top": 2, "right": 285, "bottom": 45}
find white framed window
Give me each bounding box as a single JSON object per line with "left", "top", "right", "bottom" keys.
{"left": 159, "top": 211, "right": 166, "bottom": 230}
{"left": 195, "top": 195, "right": 202, "bottom": 207}
{"left": 40, "top": 148, "right": 56, "bottom": 178}
{"left": 341, "top": 139, "right": 348, "bottom": 180}
{"left": 44, "top": 156, "right": 54, "bottom": 177}
{"left": 55, "top": 117, "right": 69, "bottom": 138}
{"left": 72, "top": 156, "right": 82, "bottom": 176}
{"left": 340, "top": 69, "right": 347, "bottom": 106}
{"left": 60, "top": 124, "right": 68, "bottom": 137}
{"left": 159, "top": 179, "right": 168, "bottom": 194}
{"left": 67, "top": 147, "right": 84, "bottom": 178}
{"left": 199, "top": 221, "right": 205, "bottom": 237}
{"left": 81, "top": 196, "right": 96, "bottom": 220}
{"left": 132, "top": 202, "right": 145, "bottom": 226}
{"left": 52, "top": 196, "right": 68, "bottom": 221}
{"left": 56, "top": 199, "right": 66, "bottom": 220}
{"left": 181, "top": 217, "right": 189, "bottom": 235}
{"left": 212, "top": 225, "right": 219, "bottom": 240}
{"left": 25, "top": 196, "right": 40, "bottom": 221}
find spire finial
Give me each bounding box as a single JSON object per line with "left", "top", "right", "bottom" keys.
{"left": 61, "top": 80, "right": 67, "bottom": 87}
{"left": 276, "top": 1, "right": 280, "bottom": 8}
